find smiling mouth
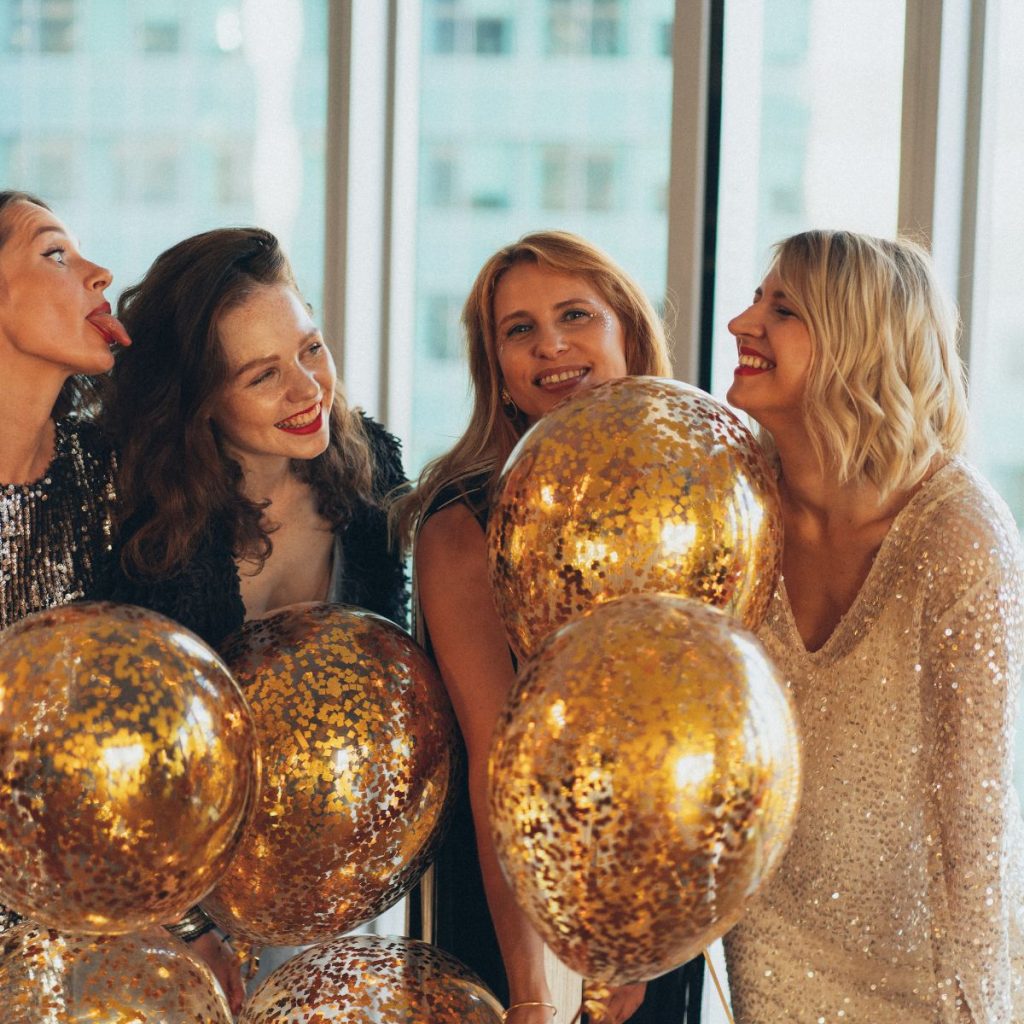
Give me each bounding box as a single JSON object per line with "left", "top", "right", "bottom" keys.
{"left": 536, "top": 368, "right": 588, "bottom": 388}
{"left": 736, "top": 349, "right": 776, "bottom": 373}
{"left": 275, "top": 401, "right": 323, "bottom": 433}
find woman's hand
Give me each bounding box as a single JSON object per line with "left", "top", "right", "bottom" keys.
{"left": 190, "top": 930, "right": 245, "bottom": 1016}
{"left": 582, "top": 982, "right": 647, "bottom": 1023}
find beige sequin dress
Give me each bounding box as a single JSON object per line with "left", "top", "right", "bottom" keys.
{"left": 724, "top": 460, "right": 1024, "bottom": 1023}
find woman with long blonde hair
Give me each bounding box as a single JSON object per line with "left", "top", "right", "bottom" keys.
{"left": 398, "top": 230, "right": 704, "bottom": 1024}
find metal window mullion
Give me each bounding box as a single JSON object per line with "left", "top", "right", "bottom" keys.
{"left": 665, "top": 0, "right": 713, "bottom": 387}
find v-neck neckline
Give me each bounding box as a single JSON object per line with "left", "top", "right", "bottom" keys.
{"left": 777, "top": 460, "right": 957, "bottom": 662}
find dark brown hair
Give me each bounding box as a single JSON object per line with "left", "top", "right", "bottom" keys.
{"left": 0, "top": 190, "right": 103, "bottom": 417}
{"left": 108, "top": 226, "right": 374, "bottom": 578}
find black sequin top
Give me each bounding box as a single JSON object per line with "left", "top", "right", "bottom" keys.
{"left": 0, "top": 416, "right": 118, "bottom": 935}
{"left": 0, "top": 417, "right": 117, "bottom": 630}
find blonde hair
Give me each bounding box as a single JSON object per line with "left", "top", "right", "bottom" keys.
{"left": 768, "top": 229, "right": 968, "bottom": 499}
{"left": 393, "top": 230, "right": 672, "bottom": 547}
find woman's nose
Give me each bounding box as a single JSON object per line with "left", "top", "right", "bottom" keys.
{"left": 728, "top": 305, "right": 761, "bottom": 337}
{"left": 287, "top": 365, "right": 321, "bottom": 400}
{"left": 533, "top": 324, "right": 569, "bottom": 357}
{"left": 85, "top": 260, "right": 113, "bottom": 292}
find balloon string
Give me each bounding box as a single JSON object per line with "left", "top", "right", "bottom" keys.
{"left": 702, "top": 947, "right": 735, "bottom": 1024}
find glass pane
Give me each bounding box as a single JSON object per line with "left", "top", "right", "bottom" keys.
{"left": 967, "top": 4, "right": 1024, "bottom": 793}
{"left": 0, "top": 0, "right": 328, "bottom": 316}
{"left": 970, "top": 1, "right": 1024, "bottom": 537}
{"left": 710, "top": 0, "right": 906, "bottom": 400}
{"left": 411, "top": 0, "right": 674, "bottom": 472}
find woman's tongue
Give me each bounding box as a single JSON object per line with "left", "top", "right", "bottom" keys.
{"left": 86, "top": 311, "right": 132, "bottom": 348}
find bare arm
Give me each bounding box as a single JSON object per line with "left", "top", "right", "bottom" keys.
{"left": 417, "top": 504, "right": 553, "bottom": 1020}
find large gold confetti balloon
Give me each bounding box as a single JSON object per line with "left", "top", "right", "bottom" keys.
{"left": 488, "top": 376, "right": 782, "bottom": 660}
{"left": 239, "top": 934, "right": 503, "bottom": 1024}
{"left": 203, "top": 603, "right": 456, "bottom": 947}
{"left": 0, "top": 602, "right": 258, "bottom": 934}
{"left": 0, "top": 923, "right": 232, "bottom": 1023}
{"left": 489, "top": 593, "right": 801, "bottom": 984}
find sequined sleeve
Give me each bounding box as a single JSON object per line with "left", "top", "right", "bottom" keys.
{"left": 920, "top": 485, "right": 1024, "bottom": 1023}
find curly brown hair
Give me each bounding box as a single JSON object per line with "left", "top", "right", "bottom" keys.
{"left": 108, "top": 226, "right": 374, "bottom": 579}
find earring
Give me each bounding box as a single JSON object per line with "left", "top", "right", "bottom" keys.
{"left": 500, "top": 385, "right": 520, "bottom": 419}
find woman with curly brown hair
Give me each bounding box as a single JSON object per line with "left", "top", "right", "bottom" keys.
{"left": 107, "top": 226, "right": 407, "bottom": 648}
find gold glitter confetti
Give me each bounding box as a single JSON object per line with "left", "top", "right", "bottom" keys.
{"left": 240, "top": 934, "right": 503, "bottom": 1023}
{"left": 203, "top": 603, "right": 457, "bottom": 947}
{"left": 0, "top": 602, "right": 258, "bottom": 933}
{"left": 488, "top": 593, "right": 802, "bottom": 984}
{"left": 0, "top": 923, "right": 232, "bottom": 1023}
{"left": 488, "top": 377, "right": 783, "bottom": 661}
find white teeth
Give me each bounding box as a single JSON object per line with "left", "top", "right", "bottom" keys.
{"left": 538, "top": 368, "right": 587, "bottom": 386}
{"left": 738, "top": 354, "right": 775, "bottom": 370}
{"left": 276, "top": 402, "right": 321, "bottom": 429}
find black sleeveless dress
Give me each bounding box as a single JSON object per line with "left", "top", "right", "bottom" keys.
{"left": 413, "top": 477, "right": 704, "bottom": 1022}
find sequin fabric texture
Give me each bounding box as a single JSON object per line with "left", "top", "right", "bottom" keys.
{"left": 724, "top": 460, "right": 1024, "bottom": 1023}
{"left": 0, "top": 417, "right": 117, "bottom": 938}
{"left": 0, "top": 418, "right": 116, "bottom": 632}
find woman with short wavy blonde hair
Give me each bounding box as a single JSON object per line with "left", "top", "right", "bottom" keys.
{"left": 767, "top": 230, "right": 968, "bottom": 498}
{"left": 724, "top": 229, "right": 1024, "bottom": 1023}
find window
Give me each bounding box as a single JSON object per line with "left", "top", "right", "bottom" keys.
{"left": 411, "top": 0, "right": 673, "bottom": 471}
{"left": 0, "top": 0, "right": 328, "bottom": 315}
{"left": 709, "top": 0, "right": 906, "bottom": 400}
{"left": 140, "top": 19, "right": 181, "bottom": 54}
{"left": 547, "top": 0, "right": 623, "bottom": 57}
{"left": 9, "top": 0, "right": 75, "bottom": 53}
{"left": 427, "top": 2, "right": 512, "bottom": 56}
{"left": 6, "top": 136, "right": 74, "bottom": 200}
{"left": 970, "top": 1, "right": 1024, "bottom": 538}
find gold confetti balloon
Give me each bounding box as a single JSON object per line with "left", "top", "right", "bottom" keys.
{"left": 203, "top": 603, "right": 457, "bottom": 947}
{"left": 0, "top": 602, "right": 259, "bottom": 934}
{"left": 239, "top": 934, "right": 503, "bottom": 1024}
{"left": 489, "top": 593, "right": 802, "bottom": 984}
{"left": 488, "top": 376, "right": 782, "bottom": 660}
{"left": 0, "top": 923, "right": 232, "bottom": 1023}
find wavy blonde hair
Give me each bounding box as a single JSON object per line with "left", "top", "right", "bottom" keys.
{"left": 768, "top": 229, "right": 968, "bottom": 499}
{"left": 393, "top": 230, "right": 672, "bottom": 547}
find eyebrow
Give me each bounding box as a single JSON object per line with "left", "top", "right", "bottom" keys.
{"left": 31, "top": 225, "right": 69, "bottom": 242}
{"left": 231, "top": 329, "right": 322, "bottom": 379}
{"left": 497, "top": 297, "right": 596, "bottom": 328}
{"left": 754, "top": 287, "right": 789, "bottom": 300}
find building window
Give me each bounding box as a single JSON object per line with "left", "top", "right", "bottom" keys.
{"left": 427, "top": 2, "right": 511, "bottom": 56}
{"left": 215, "top": 141, "right": 251, "bottom": 205}
{"left": 547, "top": 0, "right": 623, "bottom": 57}
{"left": 115, "top": 139, "right": 180, "bottom": 203}
{"left": 7, "top": 136, "right": 74, "bottom": 200}
{"left": 423, "top": 293, "right": 464, "bottom": 360}
{"left": 9, "top": 0, "right": 76, "bottom": 53}
{"left": 425, "top": 149, "right": 457, "bottom": 208}
{"left": 140, "top": 19, "right": 181, "bottom": 54}
{"left": 542, "top": 145, "right": 619, "bottom": 211}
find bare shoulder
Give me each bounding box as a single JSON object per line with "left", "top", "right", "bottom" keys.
{"left": 417, "top": 502, "right": 488, "bottom": 574}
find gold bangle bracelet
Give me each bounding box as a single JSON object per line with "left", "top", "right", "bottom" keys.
{"left": 501, "top": 1002, "right": 557, "bottom": 1022}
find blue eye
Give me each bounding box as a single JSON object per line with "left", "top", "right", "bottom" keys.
{"left": 43, "top": 247, "right": 67, "bottom": 266}
{"left": 563, "top": 309, "right": 590, "bottom": 322}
